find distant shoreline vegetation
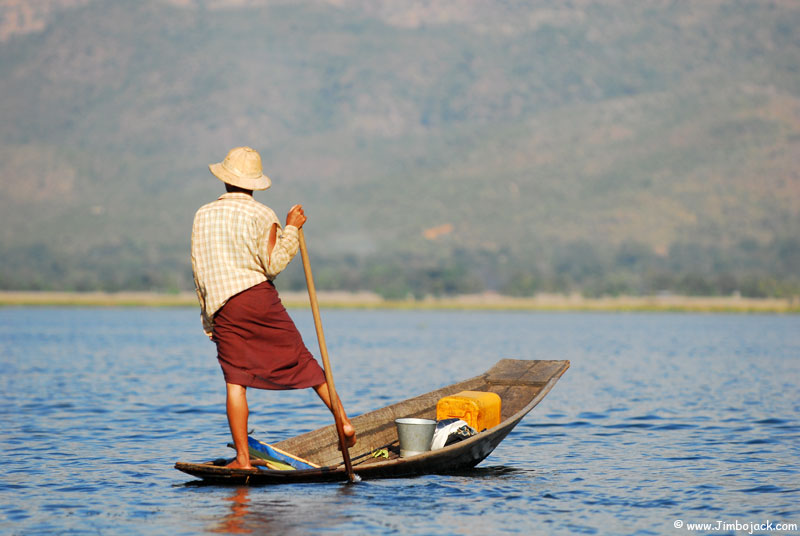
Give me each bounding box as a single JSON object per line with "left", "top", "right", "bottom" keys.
{"left": 0, "top": 291, "right": 797, "bottom": 314}
{"left": 1, "top": 237, "right": 798, "bottom": 302}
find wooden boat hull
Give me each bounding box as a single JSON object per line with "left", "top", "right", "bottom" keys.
{"left": 175, "top": 359, "right": 569, "bottom": 485}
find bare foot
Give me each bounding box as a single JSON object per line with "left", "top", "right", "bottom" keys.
{"left": 225, "top": 458, "right": 254, "bottom": 470}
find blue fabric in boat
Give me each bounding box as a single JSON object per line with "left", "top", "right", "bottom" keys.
{"left": 248, "top": 437, "right": 317, "bottom": 470}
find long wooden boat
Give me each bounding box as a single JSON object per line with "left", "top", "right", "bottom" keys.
{"left": 175, "top": 359, "right": 569, "bottom": 484}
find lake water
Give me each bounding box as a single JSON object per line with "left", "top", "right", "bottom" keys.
{"left": 1, "top": 308, "right": 798, "bottom": 535}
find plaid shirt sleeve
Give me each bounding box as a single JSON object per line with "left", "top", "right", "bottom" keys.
{"left": 265, "top": 224, "right": 299, "bottom": 277}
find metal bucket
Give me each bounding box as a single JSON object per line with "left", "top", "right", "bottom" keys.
{"left": 395, "top": 418, "right": 437, "bottom": 457}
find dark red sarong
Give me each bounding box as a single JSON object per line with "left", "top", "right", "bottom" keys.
{"left": 212, "top": 280, "right": 325, "bottom": 390}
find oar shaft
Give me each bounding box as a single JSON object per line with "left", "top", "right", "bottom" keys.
{"left": 298, "top": 229, "right": 356, "bottom": 482}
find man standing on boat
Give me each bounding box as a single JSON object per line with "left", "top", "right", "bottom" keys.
{"left": 191, "top": 146, "right": 357, "bottom": 470}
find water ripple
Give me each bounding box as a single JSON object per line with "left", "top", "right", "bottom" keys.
{"left": 1, "top": 308, "right": 798, "bottom": 535}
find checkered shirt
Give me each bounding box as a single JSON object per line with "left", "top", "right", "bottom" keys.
{"left": 191, "top": 192, "right": 299, "bottom": 336}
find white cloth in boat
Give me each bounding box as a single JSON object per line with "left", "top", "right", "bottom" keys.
{"left": 431, "top": 419, "right": 477, "bottom": 450}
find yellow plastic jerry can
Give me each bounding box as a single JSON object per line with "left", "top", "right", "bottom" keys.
{"left": 436, "top": 390, "right": 502, "bottom": 431}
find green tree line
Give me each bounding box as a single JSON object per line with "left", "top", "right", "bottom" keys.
{"left": 3, "top": 236, "right": 797, "bottom": 299}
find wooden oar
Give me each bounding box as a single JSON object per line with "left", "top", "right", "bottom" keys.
{"left": 298, "top": 228, "right": 358, "bottom": 483}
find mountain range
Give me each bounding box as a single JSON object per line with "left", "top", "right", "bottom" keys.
{"left": 1, "top": 0, "right": 798, "bottom": 297}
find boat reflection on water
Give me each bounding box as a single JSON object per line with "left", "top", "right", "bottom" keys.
{"left": 207, "top": 484, "right": 354, "bottom": 534}
{"left": 211, "top": 487, "right": 252, "bottom": 534}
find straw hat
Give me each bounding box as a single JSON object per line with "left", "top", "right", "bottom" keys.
{"left": 209, "top": 146, "right": 271, "bottom": 190}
